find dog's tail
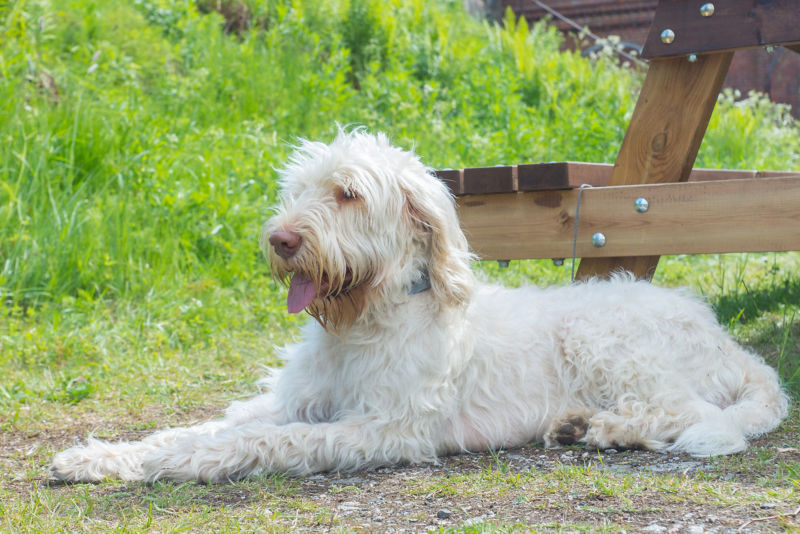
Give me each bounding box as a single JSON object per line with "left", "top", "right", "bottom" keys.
{"left": 670, "top": 344, "right": 789, "bottom": 457}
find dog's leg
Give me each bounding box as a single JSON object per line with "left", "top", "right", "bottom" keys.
{"left": 51, "top": 393, "right": 285, "bottom": 482}
{"left": 50, "top": 421, "right": 229, "bottom": 482}
{"left": 543, "top": 408, "right": 593, "bottom": 447}
{"left": 584, "top": 409, "right": 681, "bottom": 451}
{"left": 582, "top": 396, "right": 750, "bottom": 455}
{"left": 141, "top": 417, "right": 434, "bottom": 483}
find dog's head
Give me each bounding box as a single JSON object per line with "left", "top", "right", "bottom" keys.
{"left": 262, "top": 128, "right": 474, "bottom": 330}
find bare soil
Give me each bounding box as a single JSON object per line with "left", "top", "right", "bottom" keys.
{"left": 3, "top": 406, "right": 799, "bottom": 533}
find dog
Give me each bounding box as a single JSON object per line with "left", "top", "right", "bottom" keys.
{"left": 51, "top": 129, "right": 788, "bottom": 483}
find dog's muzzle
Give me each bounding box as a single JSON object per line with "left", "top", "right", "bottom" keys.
{"left": 269, "top": 229, "right": 302, "bottom": 260}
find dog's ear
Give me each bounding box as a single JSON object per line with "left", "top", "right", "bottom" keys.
{"left": 403, "top": 174, "right": 475, "bottom": 307}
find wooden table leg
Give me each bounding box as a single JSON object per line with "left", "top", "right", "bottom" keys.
{"left": 576, "top": 51, "right": 734, "bottom": 281}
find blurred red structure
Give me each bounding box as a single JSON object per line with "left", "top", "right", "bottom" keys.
{"left": 501, "top": 0, "right": 800, "bottom": 117}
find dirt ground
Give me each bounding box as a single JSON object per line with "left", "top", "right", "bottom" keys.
{"left": 289, "top": 443, "right": 800, "bottom": 533}
{"left": 3, "top": 408, "right": 799, "bottom": 533}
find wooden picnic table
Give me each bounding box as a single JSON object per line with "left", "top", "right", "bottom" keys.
{"left": 438, "top": 0, "right": 800, "bottom": 280}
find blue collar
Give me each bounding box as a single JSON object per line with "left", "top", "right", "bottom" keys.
{"left": 408, "top": 269, "right": 431, "bottom": 295}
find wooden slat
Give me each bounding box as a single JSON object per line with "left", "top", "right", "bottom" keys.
{"left": 434, "top": 169, "right": 463, "bottom": 196}
{"left": 517, "top": 162, "right": 609, "bottom": 191}
{"left": 788, "top": 44, "right": 800, "bottom": 54}
{"left": 576, "top": 52, "right": 733, "bottom": 280}
{"left": 687, "top": 168, "right": 800, "bottom": 181}
{"left": 642, "top": 0, "right": 800, "bottom": 59}
{"left": 462, "top": 166, "right": 517, "bottom": 195}
{"left": 437, "top": 162, "right": 798, "bottom": 195}
{"left": 457, "top": 176, "right": 800, "bottom": 261}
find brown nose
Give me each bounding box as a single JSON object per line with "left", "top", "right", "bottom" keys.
{"left": 269, "top": 229, "right": 302, "bottom": 260}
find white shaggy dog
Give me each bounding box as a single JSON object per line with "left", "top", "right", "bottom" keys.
{"left": 51, "top": 130, "right": 788, "bottom": 483}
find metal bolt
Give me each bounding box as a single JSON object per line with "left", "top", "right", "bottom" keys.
{"left": 552, "top": 258, "right": 565, "bottom": 266}
{"left": 700, "top": 3, "right": 715, "bottom": 16}
{"left": 660, "top": 29, "right": 675, "bottom": 44}
{"left": 765, "top": 45, "right": 776, "bottom": 54}
{"left": 687, "top": 53, "right": 698, "bottom": 62}
{"left": 592, "top": 233, "right": 607, "bottom": 248}
{"left": 634, "top": 197, "right": 649, "bottom": 213}
{"left": 497, "top": 260, "right": 510, "bottom": 268}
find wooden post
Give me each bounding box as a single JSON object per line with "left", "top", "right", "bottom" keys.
{"left": 575, "top": 51, "right": 733, "bottom": 280}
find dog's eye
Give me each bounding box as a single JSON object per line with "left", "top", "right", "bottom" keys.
{"left": 338, "top": 187, "right": 359, "bottom": 202}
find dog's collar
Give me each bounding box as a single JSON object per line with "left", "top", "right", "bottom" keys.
{"left": 408, "top": 269, "right": 431, "bottom": 295}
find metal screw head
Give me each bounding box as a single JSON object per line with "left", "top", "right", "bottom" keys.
{"left": 765, "top": 45, "right": 776, "bottom": 54}
{"left": 552, "top": 258, "right": 565, "bottom": 267}
{"left": 700, "top": 2, "right": 715, "bottom": 16}
{"left": 497, "top": 260, "right": 510, "bottom": 268}
{"left": 687, "top": 53, "right": 698, "bottom": 62}
{"left": 660, "top": 29, "right": 675, "bottom": 44}
{"left": 634, "top": 197, "right": 649, "bottom": 213}
{"left": 592, "top": 232, "right": 607, "bottom": 248}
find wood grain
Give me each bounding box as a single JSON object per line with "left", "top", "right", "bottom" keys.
{"left": 576, "top": 52, "right": 733, "bottom": 280}
{"left": 457, "top": 176, "right": 800, "bottom": 261}
{"left": 462, "top": 166, "right": 517, "bottom": 195}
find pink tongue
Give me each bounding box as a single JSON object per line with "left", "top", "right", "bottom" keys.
{"left": 287, "top": 273, "right": 317, "bottom": 313}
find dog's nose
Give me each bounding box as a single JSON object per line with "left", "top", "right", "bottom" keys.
{"left": 269, "top": 229, "right": 302, "bottom": 259}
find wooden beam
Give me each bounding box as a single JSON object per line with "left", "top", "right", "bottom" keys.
{"left": 462, "top": 166, "right": 517, "bottom": 194}
{"left": 436, "top": 162, "right": 797, "bottom": 195}
{"left": 457, "top": 176, "right": 800, "bottom": 261}
{"left": 435, "top": 169, "right": 463, "bottom": 195}
{"left": 642, "top": 0, "right": 800, "bottom": 59}
{"left": 517, "top": 162, "right": 612, "bottom": 191}
{"left": 576, "top": 52, "right": 733, "bottom": 280}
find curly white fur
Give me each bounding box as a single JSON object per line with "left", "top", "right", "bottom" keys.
{"left": 51, "top": 129, "right": 789, "bottom": 483}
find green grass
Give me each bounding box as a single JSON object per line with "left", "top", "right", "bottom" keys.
{"left": 2, "top": 0, "right": 800, "bottom": 531}
{"left": 2, "top": 0, "right": 799, "bottom": 309}
{"left": 3, "top": 0, "right": 796, "bottom": 416}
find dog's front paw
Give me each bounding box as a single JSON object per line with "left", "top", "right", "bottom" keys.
{"left": 50, "top": 439, "right": 145, "bottom": 482}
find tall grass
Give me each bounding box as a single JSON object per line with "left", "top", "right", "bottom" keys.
{"left": 1, "top": 0, "right": 800, "bottom": 406}
{"left": 3, "top": 0, "right": 798, "bottom": 307}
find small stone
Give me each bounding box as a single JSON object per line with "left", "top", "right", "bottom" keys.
{"left": 437, "top": 509, "right": 452, "bottom": 519}
{"left": 687, "top": 526, "right": 704, "bottom": 534}
{"left": 338, "top": 501, "right": 360, "bottom": 512}
{"left": 605, "top": 448, "right": 619, "bottom": 454}
{"left": 760, "top": 502, "right": 777, "bottom": 509}
{"left": 463, "top": 514, "right": 491, "bottom": 527}
{"left": 336, "top": 476, "right": 364, "bottom": 485}
{"left": 643, "top": 524, "right": 666, "bottom": 533}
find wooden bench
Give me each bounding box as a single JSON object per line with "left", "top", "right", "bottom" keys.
{"left": 439, "top": 0, "right": 800, "bottom": 280}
